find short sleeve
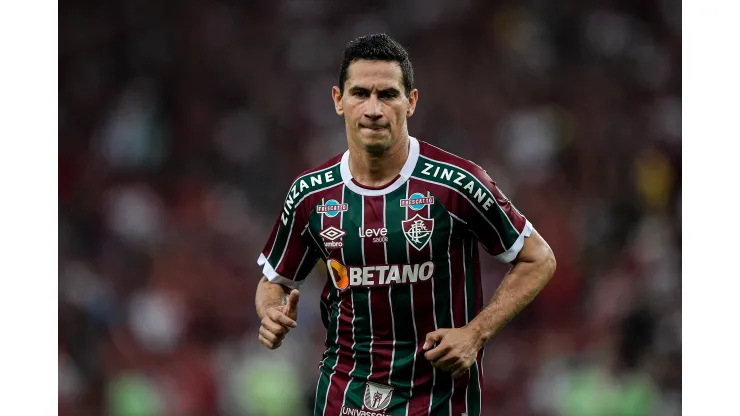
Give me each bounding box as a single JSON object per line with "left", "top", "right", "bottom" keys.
{"left": 462, "top": 168, "right": 533, "bottom": 263}
{"left": 258, "top": 186, "right": 321, "bottom": 289}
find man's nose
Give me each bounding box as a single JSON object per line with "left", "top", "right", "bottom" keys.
{"left": 364, "top": 95, "right": 383, "bottom": 119}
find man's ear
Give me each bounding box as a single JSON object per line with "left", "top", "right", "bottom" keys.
{"left": 332, "top": 86, "right": 344, "bottom": 116}
{"left": 406, "top": 89, "right": 419, "bottom": 117}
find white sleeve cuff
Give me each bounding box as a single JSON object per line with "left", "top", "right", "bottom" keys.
{"left": 257, "top": 253, "right": 303, "bottom": 289}
{"left": 494, "top": 220, "right": 534, "bottom": 263}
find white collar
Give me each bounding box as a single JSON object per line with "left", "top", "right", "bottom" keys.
{"left": 340, "top": 135, "right": 420, "bottom": 196}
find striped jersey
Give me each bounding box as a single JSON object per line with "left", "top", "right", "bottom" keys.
{"left": 258, "top": 136, "right": 533, "bottom": 416}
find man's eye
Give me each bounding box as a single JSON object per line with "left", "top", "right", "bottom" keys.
{"left": 353, "top": 91, "right": 369, "bottom": 98}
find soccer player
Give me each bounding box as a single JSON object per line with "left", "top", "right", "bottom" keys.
{"left": 255, "top": 33, "right": 557, "bottom": 416}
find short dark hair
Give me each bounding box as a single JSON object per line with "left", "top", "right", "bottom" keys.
{"left": 338, "top": 33, "right": 414, "bottom": 97}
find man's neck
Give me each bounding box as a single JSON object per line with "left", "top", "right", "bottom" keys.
{"left": 348, "top": 134, "right": 410, "bottom": 188}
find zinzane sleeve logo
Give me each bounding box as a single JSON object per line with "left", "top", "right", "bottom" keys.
{"left": 415, "top": 157, "right": 530, "bottom": 262}
{"left": 259, "top": 166, "right": 340, "bottom": 285}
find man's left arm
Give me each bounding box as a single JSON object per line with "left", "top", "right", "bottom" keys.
{"left": 421, "top": 159, "right": 557, "bottom": 378}
{"left": 469, "top": 228, "right": 556, "bottom": 340}
{"left": 423, "top": 229, "right": 556, "bottom": 378}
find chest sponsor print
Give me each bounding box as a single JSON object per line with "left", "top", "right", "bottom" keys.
{"left": 327, "top": 258, "right": 435, "bottom": 291}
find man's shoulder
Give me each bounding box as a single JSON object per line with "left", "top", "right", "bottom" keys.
{"left": 292, "top": 152, "right": 344, "bottom": 183}
{"left": 415, "top": 140, "right": 505, "bottom": 220}
{"left": 279, "top": 152, "right": 345, "bottom": 214}
{"left": 416, "top": 140, "right": 490, "bottom": 180}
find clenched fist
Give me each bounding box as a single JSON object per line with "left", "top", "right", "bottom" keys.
{"left": 422, "top": 327, "right": 484, "bottom": 379}
{"left": 259, "top": 289, "right": 300, "bottom": 349}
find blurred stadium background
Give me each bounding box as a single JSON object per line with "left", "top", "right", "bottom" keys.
{"left": 59, "top": 0, "right": 681, "bottom": 415}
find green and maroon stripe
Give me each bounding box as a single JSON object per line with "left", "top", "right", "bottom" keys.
{"left": 384, "top": 183, "right": 416, "bottom": 412}
{"left": 341, "top": 188, "right": 374, "bottom": 409}
{"left": 403, "top": 181, "right": 437, "bottom": 414}
{"left": 413, "top": 179, "right": 473, "bottom": 415}
{"left": 315, "top": 282, "right": 341, "bottom": 416}
{"left": 448, "top": 226, "right": 471, "bottom": 416}
{"left": 363, "top": 194, "right": 395, "bottom": 384}
{"left": 464, "top": 238, "right": 482, "bottom": 415}
{"left": 427, "top": 184, "right": 456, "bottom": 415}
{"left": 315, "top": 184, "right": 353, "bottom": 416}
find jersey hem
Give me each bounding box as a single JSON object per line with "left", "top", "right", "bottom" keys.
{"left": 494, "top": 220, "right": 534, "bottom": 263}
{"left": 257, "top": 253, "right": 303, "bottom": 289}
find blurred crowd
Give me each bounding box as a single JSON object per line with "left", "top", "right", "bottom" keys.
{"left": 59, "top": 0, "right": 681, "bottom": 415}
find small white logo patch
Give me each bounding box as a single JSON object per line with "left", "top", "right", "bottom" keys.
{"left": 363, "top": 382, "right": 393, "bottom": 411}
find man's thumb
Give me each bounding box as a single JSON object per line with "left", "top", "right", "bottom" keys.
{"left": 422, "top": 328, "right": 450, "bottom": 350}
{"left": 286, "top": 289, "right": 300, "bottom": 316}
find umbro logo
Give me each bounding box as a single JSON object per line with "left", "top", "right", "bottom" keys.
{"left": 319, "top": 226, "right": 346, "bottom": 241}
{"left": 319, "top": 226, "right": 346, "bottom": 249}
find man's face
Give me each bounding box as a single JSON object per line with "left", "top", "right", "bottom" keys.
{"left": 333, "top": 60, "right": 418, "bottom": 154}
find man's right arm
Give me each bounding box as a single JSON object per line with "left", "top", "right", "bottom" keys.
{"left": 255, "top": 276, "right": 290, "bottom": 319}
{"left": 255, "top": 276, "right": 300, "bottom": 349}
{"left": 255, "top": 173, "right": 323, "bottom": 348}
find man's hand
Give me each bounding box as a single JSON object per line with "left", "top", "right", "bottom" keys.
{"left": 258, "top": 289, "right": 300, "bottom": 350}
{"left": 422, "top": 327, "right": 484, "bottom": 379}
